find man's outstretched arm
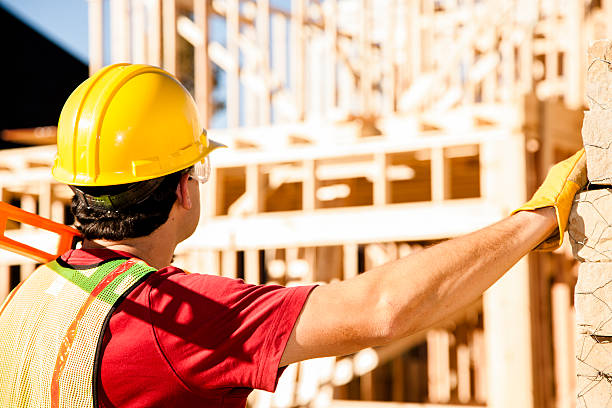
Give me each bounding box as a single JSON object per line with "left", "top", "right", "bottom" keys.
{"left": 280, "top": 150, "right": 586, "bottom": 367}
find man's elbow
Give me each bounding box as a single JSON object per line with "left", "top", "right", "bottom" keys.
{"left": 367, "top": 295, "right": 409, "bottom": 345}
{"left": 369, "top": 292, "right": 424, "bottom": 345}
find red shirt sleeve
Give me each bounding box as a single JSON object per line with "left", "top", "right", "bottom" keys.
{"left": 148, "top": 267, "right": 316, "bottom": 392}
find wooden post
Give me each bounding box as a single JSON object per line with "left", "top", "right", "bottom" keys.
{"left": 303, "top": 159, "right": 316, "bottom": 211}
{"left": 38, "top": 182, "right": 52, "bottom": 219}
{"left": 291, "top": 0, "right": 306, "bottom": 120}
{"left": 257, "top": 0, "right": 271, "bottom": 125}
{"left": 359, "top": 0, "right": 371, "bottom": 115}
{"left": 472, "top": 328, "right": 487, "bottom": 403}
{"left": 132, "top": 0, "right": 147, "bottom": 64}
{"left": 382, "top": 0, "right": 396, "bottom": 114}
{"left": 324, "top": 0, "right": 337, "bottom": 114}
{"left": 162, "top": 0, "right": 177, "bottom": 74}
{"left": 221, "top": 250, "right": 237, "bottom": 279}
{"left": 427, "top": 329, "right": 451, "bottom": 403}
{"left": 456, "top": 325, "right": 472, "bottom": 403}
{"left": 407, "top": 0, "right": 421, "bottom": 85}
{"left": 51, "top": 200, "right": 65, "bottom": 223}
{"left": 431, "top": 147, "right": 450, "bottom": 202}
{"left": 194, "top": 0, "right": 211, "bottom": 127}
{"left": 343, "top": 243, "right": 358, "bottom": 280}
{"left": 246, "top": 164, "right": 265, "bottom": 214}
{"left": 88, "top": 0, "right": 104, "bottom": 74}
{"left": 373, "top": 153, "right": 389, "bottom": 206}
{"left": 110, "top": 0, "right": 131, "bottom": 63}
{"left": 483, "top": 258, "right": 534, "bottom": 408}
{"left": 551, "top": 275, "right": 575, "bottom": 408}
{"left": 227, "top": 0, "right": 240, "bottom": 127}
{"left": 272, "top": 13, "right": 287, "bottom": 87}
{"left": 147, "top": 0, "right": 162, "bottom": 67}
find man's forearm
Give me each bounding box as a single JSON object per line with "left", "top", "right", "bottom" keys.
{"left": 371, "top": 207, "right": 557, "bottom": 340}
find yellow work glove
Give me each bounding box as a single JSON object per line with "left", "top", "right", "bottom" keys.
{"left": 512, "top": 149, "right": 587, "bottom": 251}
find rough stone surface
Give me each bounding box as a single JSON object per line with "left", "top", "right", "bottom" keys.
{"left": 576, "top": 263, "right": 612, "bottom": 336}
{"left": 569, "top": 189, "right": 612, "bottom": 262}
{"left": 573, "top": 39, "right": 612, "bottom": 408}
{"left": 583, "top": 111, "right": 612, "bottom": 184}
{"left": 576, "top": 334, "right": 612, "bottom": 408}
{"left": 586, "top": 40, "right": 612, "bottom": 111}
{"left": 583, "top": 40, "right": 612, "bottom": 185}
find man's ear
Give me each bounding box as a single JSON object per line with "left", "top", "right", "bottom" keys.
{"left": 176, "top": 173, "right": 192, "bottom": 210}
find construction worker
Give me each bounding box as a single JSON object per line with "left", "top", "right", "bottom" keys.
{"left": 0, "top": 63, "right": 586, "bottom": 408}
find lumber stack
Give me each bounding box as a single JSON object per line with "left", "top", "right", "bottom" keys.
{"left": 569, "top": 40, "right": 612, "bottom": 408}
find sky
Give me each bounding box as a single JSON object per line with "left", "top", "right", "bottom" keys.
{"left": 0, "top": 0, "right": 292, "bottom": 66}
{"left": 0, "top": 0, "right": 89, "bottom": 63}
{"left": 0, "top": 0, "right": 292, "bottom": 128}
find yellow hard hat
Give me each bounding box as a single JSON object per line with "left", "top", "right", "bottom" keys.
{"left": 52, "top": 63, "right": 224, "bottom": 186}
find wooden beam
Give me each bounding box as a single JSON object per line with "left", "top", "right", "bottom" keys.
{"left": 132, "top": 0, "right": 147, "bottom": 64}
{"left": 359, "top": 0, "right": 372, "bottom": 114}
{"left": 257, "top": 0, "right": 271, "bottom": 125}
{"left": 551, "top": 278, "right": 576, "bottom": 408}
{"left": 302, "top": 159, "right": 317, "bottom": 211}
{"left": 324, "top": 0, "right": 337, "bottom": 113}
{"left": 483, "top": 258, "right": 534, "bottom": 408}
{"left": 343, "top": 243, "right": 358, "bottom": 280}
{"left": 110, "top": 0, "right": 130, "bottom": 63}
{"left": 183, "top": 199, "right": 503, "bottom": 250}
{"left": 382, "top": 0, "right": 396, "bottom": 113}
{"left": 244, "top": 250, "right": 259, "bottom": 284}
{"left": 291, "top": 0, "right": 306, "bottom": 120}
{"left": 330, "top": 400, "right": 482, "bottom": 407}
{"left": 88, "top": 0, "right": 104, "bottom": 74}
{"left": 162, "top": 0, "right": 177, "bottom": 74}
{"left": 226, "top": 0, "right": 240, "bottom": 127}
{"left": 147, "top": 0, "right": 162, "bottom": 67}
{"left": 221, "top": 250, "right": 237, "bottom": 278}
{"left": 209, "top": 128, "right": 509, "bottom": 168}
{"left": 427, "top": 329, "right": 451, "bottom": 403}
{"left": 431, "top": 147, "right": 450, "bottom": 202}
{"left": 194, "top": 0, "right": 211, "bottom": 127}
{"left": 272, "top": 12, "right": 288, "bottom": 89}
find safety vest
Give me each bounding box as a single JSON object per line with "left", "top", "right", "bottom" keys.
{"left": 0, "top": 257, "right": 157, "bottom": 408}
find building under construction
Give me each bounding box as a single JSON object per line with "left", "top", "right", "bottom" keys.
{"left": 0, "top": 0, "right": 607, "bottom": 407}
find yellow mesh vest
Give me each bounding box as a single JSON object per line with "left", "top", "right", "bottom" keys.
{"left": 0, "top": 257, "right": 157, "bottom": 408}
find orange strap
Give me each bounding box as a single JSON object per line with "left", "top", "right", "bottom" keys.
{"left": 50, "top": 259, "right": 138, "bottom": 407}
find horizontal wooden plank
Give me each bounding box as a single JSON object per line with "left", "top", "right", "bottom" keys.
{"left": 330, "top": 400, "right": 482, "bottom": 408}
{"left": 209, "top": 128, "right": 509, "bottom": 167}
{"left": 180, "top": 199, "right": 503, "bottom": 250}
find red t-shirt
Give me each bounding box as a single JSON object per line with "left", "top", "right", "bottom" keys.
{"left": 59, "top": 249, "right": 315, "bottom": 408}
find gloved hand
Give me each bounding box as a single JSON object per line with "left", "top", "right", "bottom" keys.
{"left": 512, "top": 149, "right": 587, "bottom": 251}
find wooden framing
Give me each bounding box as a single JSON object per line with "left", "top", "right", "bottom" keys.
{"left": 2, "top": 0, "right": 606, "bottom": 407}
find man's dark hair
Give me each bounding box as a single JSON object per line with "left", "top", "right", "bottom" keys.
{"left": 70, "top": 170, "right": 185, "bottom": 241}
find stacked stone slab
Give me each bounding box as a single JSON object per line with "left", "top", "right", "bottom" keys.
{"left": 568, "top": 40, "right": 612, "bottom": 408}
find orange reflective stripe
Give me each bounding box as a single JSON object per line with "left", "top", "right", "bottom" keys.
{"left": 0, "top": 280, "right": 25, "bottom": 316}
{"left": 50, "top": 258, "right": 138, "bottom": 407}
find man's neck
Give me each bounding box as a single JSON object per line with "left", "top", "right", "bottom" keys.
{"left": 82, "top": 231, "right": 177, "bottom": 269}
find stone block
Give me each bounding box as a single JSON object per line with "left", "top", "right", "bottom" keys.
{"left": 575, "top": 263, "right": 612, "bottom": 336}
{"left": 586, "top": 40, "right": 612, "bottom": 111}
{"left": 576, "top": 333, "right": 612, "bottom": 408}
{"left": 569, "top": 189, "right": 612, "bottom": 262}
{"left": 582, "top": 111, "right": 612, "bottom": 184}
